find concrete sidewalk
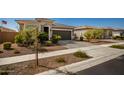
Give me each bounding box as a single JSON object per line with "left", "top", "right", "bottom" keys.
{"left": 0, "top": 42, "right": 124, "bottom": 66}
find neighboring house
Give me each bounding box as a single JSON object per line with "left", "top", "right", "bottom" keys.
{"left": 16, "top": 18, "right": 74, "bottom": 40}
{"left": 112, "top": 28, "right": 124, "bottom": 36}
{"left": 16, "top": 18, "right": 124, "bottom": 40}
{"left": 74, "top": 26, "right": 124, "bottom": 40}
{"left": 0, "top": 26, "right": 17, "bottom": 43}
{"left": 0, "top": 26, "right": 16, "bottom": 32}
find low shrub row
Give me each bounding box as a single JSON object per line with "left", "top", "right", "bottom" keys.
{"left": 113, "top": 36, "right": 124, "bottom": 40}
{"left": 110, "top": 45, "right": 124, "bottom": 49}
{"left": 15, "top": 31, "right": 61, "bottom": 47}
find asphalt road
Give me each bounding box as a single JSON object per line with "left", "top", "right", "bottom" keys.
{"left": 76, "top": 55, "right": 124, "bottom": 75}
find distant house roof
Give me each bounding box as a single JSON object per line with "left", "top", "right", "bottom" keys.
{"left": 52, "top": 23, "right": 74, "bottom": 29}
{"left": 74, "top": 26, "right": 97, "bottom": 30}
{"left": 0, "top": 26, "right": 16, "bottom": 32}
{"left": 75, "top": 26, "right": 124, "bottom": 31}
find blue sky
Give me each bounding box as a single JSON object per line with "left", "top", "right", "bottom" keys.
{"left": 0, "top": 18, "right": 124, "bottom": 31}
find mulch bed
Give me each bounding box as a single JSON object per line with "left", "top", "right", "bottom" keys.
{"left": 0, "top": 53, "right": 90, "bottom": 75}
{"left": 0, "top": 44, "right": 67, "bottom": 58}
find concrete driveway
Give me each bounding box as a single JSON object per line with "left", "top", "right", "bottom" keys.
{"left": 59, "top": 40, "right": 94, "bottom": 49}
{"left": 59, "top": 39, "right": 123, "bottom": 49}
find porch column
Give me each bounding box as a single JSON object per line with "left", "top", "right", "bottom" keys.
{"left": 38, "top": 24, "right": 41, "bottom": 32}
{"left": 48, "top": 26, "right": 51, "bottom": 40}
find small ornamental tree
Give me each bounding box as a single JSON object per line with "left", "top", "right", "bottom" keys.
{"left": 15, "top": 25, "right": 41, "bottom": 46}
{"left": 91, "top": 29, "right": 104, "bottom": 39}
{"left": 84, "top": 30, "right": 92, "bottom": 41}
{"left": 84, "top": 29, "right": 104, "bottom": 41}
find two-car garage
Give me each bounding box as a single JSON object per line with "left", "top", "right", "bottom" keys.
{"left": 52, "top": 30, "right": 72, "bottom": 40}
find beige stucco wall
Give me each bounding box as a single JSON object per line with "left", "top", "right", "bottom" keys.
{"left": 112, "top": 31, "right": 121, "bottom": 36}
{"left": 74, "top": 30, "right": 87, "bottom": 40}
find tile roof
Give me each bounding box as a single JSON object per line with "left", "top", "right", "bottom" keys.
{"left": 75, "top": 26, "right": 124, "bottom": 31}
{"left": 52, "top": 23, "right": 75, "bottom": 28}
{"left": 16, "top": 20, "right": 36, "bottom": 24}
{"left": 16, "top": 19, "right": 74, "bottom": 28}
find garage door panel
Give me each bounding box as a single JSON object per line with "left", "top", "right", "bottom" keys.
{"left": 53, "top": 30, "right": 71, "bottom": 40}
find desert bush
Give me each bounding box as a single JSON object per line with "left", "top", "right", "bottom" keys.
{"left": 45, "top": 40, "right": 53, "bottom": 46}
{"left": 56, "top": 57, "right": 66, "bottom": 63}
{"left": 15, "top": 25, "right": 40, "bottom": 47}
{"left": 91, "top": 29, "right": 104, "bottom": 39}
{"left": 38, "top": 32, "right": 48, "bottom": 43}
{"left": 110, "top": 45, "right": 124, "bottom": 49}
{"left": 52, "top": 34, "right": 61, "bottom": 44}
{"left": 73, "top": 50, "right": 89, "bottom": 58}
{"left": 84, "top": 30, "right": 92, "bottom": 41}
{"left": 84, "top": 29, "right": 104, "bottom": 41}
{"left": 15, "top": 34, "right": 24, "bottom": 44}
{"left": 3, "top": 42, "right": 12, "bottom": 50}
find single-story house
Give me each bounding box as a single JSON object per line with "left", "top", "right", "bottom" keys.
{"left": 16, "top": 18, "right": 74, "bottom": 40}
{"left": 74, "top": 26, "right": 124, "bottom": 40}
{"left": 16, "top": 18, "right": 124, "bottom": 40}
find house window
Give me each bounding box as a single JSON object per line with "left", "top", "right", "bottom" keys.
{"left": 43, "top": 27, "right": 49, "bottom": 33}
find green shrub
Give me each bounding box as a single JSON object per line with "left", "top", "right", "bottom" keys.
{"left": 3, "top": 42, "right": 12, "bottom": 50}
{"left": 110, "top": 45, "right": 124, "bottom": 49}
{"left": 52, "top": 34, "right": 61, "bottom": 44}
{"left": 38, "top": 32, "right": 48, "bottom": 43}
{"left": 84, "top": 29, "right": 104, "bottom": 41}
{"left": 56, "top": 57, "right": 66, "bottom": 63}
{"left": 14, "top": 49, "right": 20, "bottom": 54}
{"left": 15, "top": 34, "right": 24, "bottom": 44}
{"left": 112, "top": 36, "right": 124, "bottom": 40}
{"left": 0, "top": 72, "right": 9, "bottom": 75}
{"left": 73, "top": 50, "right": 89, "bottom": 58}
{"left": 45, "top": 40, "right": 52, "bottom": 46}
{"left": 16, "top": 26, "right": 40, "bottom": 47}
{"left": 84, "top": 30, "right": 92, "bottom": 41}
